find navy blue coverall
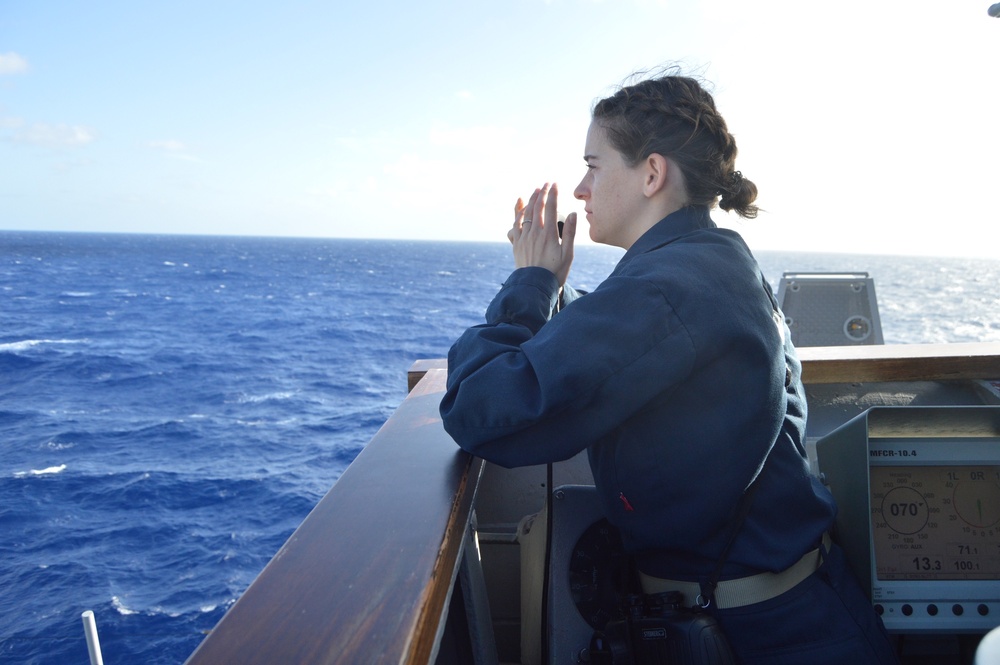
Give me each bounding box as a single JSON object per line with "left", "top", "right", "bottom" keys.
{"left": 440, "top": 205, "right": 897, "bottom": 664}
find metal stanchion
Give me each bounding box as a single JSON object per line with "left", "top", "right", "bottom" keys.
{"left": 81, "top": 610, "right": 105, "bottom": 665}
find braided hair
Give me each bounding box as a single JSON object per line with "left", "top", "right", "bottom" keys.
{"left": 593, "top": 71, "right": 759, "bottom": 219}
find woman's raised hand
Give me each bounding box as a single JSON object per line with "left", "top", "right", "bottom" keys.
{"left": 507, "top": 183, "right": 577, "bottom": 286}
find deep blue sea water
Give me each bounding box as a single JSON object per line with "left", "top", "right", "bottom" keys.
{"left": 1, "top": 231, "right": 998, "bottom": 664}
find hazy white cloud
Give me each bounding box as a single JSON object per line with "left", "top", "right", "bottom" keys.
{"left": 148, "top": 139, "right": 200, "bottom": 161}
{"left": 149, "top": 139, "right": 187, "bottom": 152}
{"left": 428, "top": 124, "right": 518, "bottom": 149}
{"left": 0, "top": 52, "right": 29, "bottom": 75}
{"left": 306, "top": 176, "right": 378, "bottom": 201}
{"left": 311, "top": 117, "right": 588, "bottom": 241}
{"left": 333, "top": 131, "right": 394, "bottom": 152}
{"left": 9, "top": 122, "right": 96, "bottom": 147}
{"left": 54, "top": 157, "right": 96, "bottom": 173}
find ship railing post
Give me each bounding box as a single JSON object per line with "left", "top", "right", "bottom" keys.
{"left": 459, "top": 514, "right": 499, "bottom": 665}
{"left": 81, "top": 610, "right": 104, "bottom": 665}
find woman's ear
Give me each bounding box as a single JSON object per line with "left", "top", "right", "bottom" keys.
{"left": 642, "top": 153, "right": 669, "bottom": 198}
{"left": 643, "top": 153, "right": 689, "bottom": 209}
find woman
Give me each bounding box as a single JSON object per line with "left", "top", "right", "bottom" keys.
{"left": 440, "top": 71, "right": 897, "bottom": 664}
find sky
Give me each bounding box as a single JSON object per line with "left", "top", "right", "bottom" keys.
{"left": 1, "top": 0, "right": 998, "bottom": 258}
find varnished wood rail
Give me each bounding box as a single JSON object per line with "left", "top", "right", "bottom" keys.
{"left": 797, "top": 342, "right": 1000, "bottom": 384}
{"left": 185, "top": 368, "right": 483, "bottom": 665}
{"left": 409, "top": 342, "right": 1000, "bottom": 388}
{"left": 186, "top": 343, "right": 999, "bottom": 664}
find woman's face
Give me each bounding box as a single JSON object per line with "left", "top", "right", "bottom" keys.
{"left": 573, "top": 121, "right": 646, "bottom": 249}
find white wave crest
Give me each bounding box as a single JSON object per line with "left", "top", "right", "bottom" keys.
{"left": 44, "top": 440, "right": 75, "bottom": 451}
{"left": 236, "top": 390, "right": 297, "bottom": 404}
{"left": 0, "top": 339, "right": 86, "bottom": 353}
{"left": 13, "top": 464, "right": 67, "bottom": 478}
{"left": 112, "top": 596, "right": 139, "bottom": 615}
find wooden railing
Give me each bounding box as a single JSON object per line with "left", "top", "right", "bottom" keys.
{"left": 185, "top": 368, "right": 483, "bottom": 665}
{"left": 796, "top": 342, "right": 1000, "bottom": 384}
{"left": 186, "top": 342, "right": 1000, "bottom": 665}
{"left": 410, "top": 342, "right": 1000, "bottom": 388}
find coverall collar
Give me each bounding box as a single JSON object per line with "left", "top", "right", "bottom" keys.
{"left": 622, "top": 205, "right": 717, "bottom": 261}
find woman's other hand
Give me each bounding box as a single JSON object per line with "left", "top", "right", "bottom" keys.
{"left": 507, "top": 183, "right": 577, "bottom": 286}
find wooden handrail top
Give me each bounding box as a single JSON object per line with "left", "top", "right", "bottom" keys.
{"left": 186, "top": 369, "right": 483, "bottom": 665}
{"left": 797, "top": 341, "right": 1000, "bottom": 384}
{"left": 409, "top": 342, "right": 1000, "bottom": 389}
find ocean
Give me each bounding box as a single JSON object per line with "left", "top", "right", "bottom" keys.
{"left": 1, "top": 231, "right": 998, "bottom": 664}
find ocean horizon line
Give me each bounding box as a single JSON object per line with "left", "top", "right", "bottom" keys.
{"left": 2, "top": 228, "right": 997, "bottom": 262}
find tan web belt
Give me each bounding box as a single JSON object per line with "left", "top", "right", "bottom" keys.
{"left": 638, "top": 533, "right": 830, "bottom": 610}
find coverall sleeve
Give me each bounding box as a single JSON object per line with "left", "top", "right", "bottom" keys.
{"left": 439, "top": 266, "right": 697, "bottom": 467}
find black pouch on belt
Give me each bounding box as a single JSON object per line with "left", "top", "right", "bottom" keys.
{"left": 590, "top": 437, "right": 780, "bottom": 664}
{"left": 589, "top": 591, "right": 735, "bottom": 665}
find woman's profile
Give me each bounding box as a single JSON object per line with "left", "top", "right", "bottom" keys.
{"left": 440, "top": 69, "right": 898, "bottom": 664}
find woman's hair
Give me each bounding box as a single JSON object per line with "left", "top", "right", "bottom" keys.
{"left": 592, "top": 69, "right": 759, "bottom": 219}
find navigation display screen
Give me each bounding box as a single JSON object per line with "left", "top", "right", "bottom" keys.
{"left": 870, "top": 464, "right": 1000, "bottom": 581}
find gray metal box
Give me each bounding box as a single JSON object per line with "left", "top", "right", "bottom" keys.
{"left": 777, "top": 272, "right": 884, "bottom": 347}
